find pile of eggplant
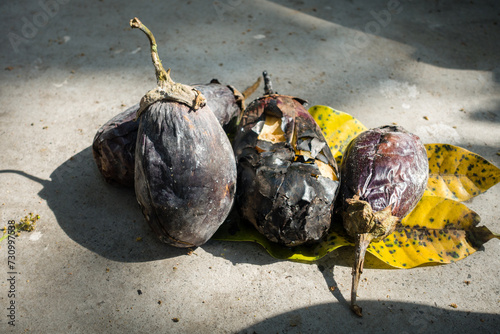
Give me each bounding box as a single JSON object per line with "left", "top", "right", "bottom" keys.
{"left": 93, "top": 18, "right": 429, "bottom": 316}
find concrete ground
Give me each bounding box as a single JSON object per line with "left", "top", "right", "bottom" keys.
{"left": 1, "top": 0, "right": 499, "bottom": 333}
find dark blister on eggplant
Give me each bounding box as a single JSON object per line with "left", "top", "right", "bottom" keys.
{"left": 92, "top": 82, "right": 243, "bottom": 187}
{"left": 135, "top": 100, "right": 237, "bottom": 248}
{"left": 233, "top": 89, "right": 340, "bottom": 247}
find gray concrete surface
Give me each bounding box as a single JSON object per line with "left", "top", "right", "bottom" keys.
{"left": 1, "top": 0, "right": 500, "bottom": 333}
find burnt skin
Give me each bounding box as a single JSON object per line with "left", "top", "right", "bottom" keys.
{"left": 129, "top": 17, "right": 237, "bottom": 247}
{"left": 135, "top": 100, "right": 236, "bottom": 247}
{"left": 92, "top": 80, "right": 244, "bottom": 187}
{"left": 233, "top": 72, "right": 340, "bottom": 247}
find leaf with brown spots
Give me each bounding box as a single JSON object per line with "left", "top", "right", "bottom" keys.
{"left": 215, "top": 195, "right": 499, "bottom": 267}
{"left": 215, "top": 111, "right": 500, "bottom": 268}
{"left": 367, "top": 196, "right": 500, "bottom": 268}
{"left": 308, "top": 105, "right": 367, "bottom": 165}
{"left": 424, "top": 144, "right": 500, "bottom": 201}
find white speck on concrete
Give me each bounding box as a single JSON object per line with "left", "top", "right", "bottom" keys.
{"left": 416, "top": 123, "right": 461, "bottom": 145}
{"left": 29, "top": 231, "right": 42, "bottom": 241}
{"left": 53, "top": 78, "right": 69, "bottom": 88}
{"left": 379, "top": 79, "right": 419, "bottom": 99}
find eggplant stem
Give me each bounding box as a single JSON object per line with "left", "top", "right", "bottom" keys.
{"left": 351, "top": 233, "right": 374, "bottom": 317}
{"left": 130, "top": 17, "right": 206, "bottom": 117}
{"left": 130, "top": 17, "right": 172, "bottom": 85}
{"left": 263, "top": 71, "right": 275, "bottom": 95}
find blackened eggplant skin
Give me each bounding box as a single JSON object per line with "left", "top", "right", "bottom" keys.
{"left": 340, "top": 125, "right": 428, "bottom": 317}
{"left": 92, "top": 81, "right": 243, "bottom": 187}
{"left": 198, "top": 80, "right": 244, "bottom": 129}
{"left": 92, "top": 103, "right": 140, "bottom": 187}
{"left": 233, "top": 72, "right": 340, "bottom": 247}
{"left": 130, "top": 17, "right": 237, "bottom": 248}
{"left": 135, "top": 100, "right": 237, "bottom": 247}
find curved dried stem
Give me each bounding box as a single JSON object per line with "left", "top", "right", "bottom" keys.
{"left": 342, "top": 196, "right": 398, "bottom": 316}
{"left": 350, "top": 233, "right": 373, "bottom": 317}
{"left": 129, "top": 17, "right": 206, "bottom": 118}
{"left": 130, "top": 17, "right": 172, "bottom": 85}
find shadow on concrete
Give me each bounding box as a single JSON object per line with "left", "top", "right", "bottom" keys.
{"left": 268, "top": 0, "right": 500, "bottom": 123}
{"left": 0, "top": 146, "right": 190, "bottom": 262}
{"left": 237, "top": 300, "right": 500, "bottom": 333}
{"left": 270, "top": 0, "right": 500, "bottom": 74}
{"left": 467, "top": 107, "right": 500, "bottom": 124}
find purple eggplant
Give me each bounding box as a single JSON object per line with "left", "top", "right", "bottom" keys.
{"left": 233, "top": 72, "right": 340, "bottom": 247}
{"left": 340, "top": 125, "right": 428, "bottom": 316}
{"left": 92, "top": 80, "right": 245, "bottom": 187}
{"left": 131, "top": 18, "right": 237, "bottom": 248}
{"left": 92, "top": 103, "right": 140, "bottom": 187}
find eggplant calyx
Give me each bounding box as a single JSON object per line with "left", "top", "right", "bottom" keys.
{"left": 130, "top": 17, "right": 206, "bottom": 119}
{"left": 241, "top": 76, "right": 262, "bottom": 100}
{"left": 342, "top": 195, "right": 398, "bottom": 240}
{"left": 343, "top": 196, "right": 399, "bottom": 317}
{"left": 135, "top": 83, "right": 206, "bottom": 120}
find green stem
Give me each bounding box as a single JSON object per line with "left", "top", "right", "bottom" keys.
{"left": 130, "top": 17, "right": 172, "bottom": 85}
{"left": 0, "top": 227, "right": 20, "bottom": 243}
{"left": 0, "top": 233, "right": 9, "bottom": 243}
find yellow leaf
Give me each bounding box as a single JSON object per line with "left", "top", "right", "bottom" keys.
{"left": 308, "top": 105, "right": 367, "bottom": 165}
{"left": 367, "top": 196, "right": 499, "bottom": 268}
{"left": 424, "top": 144, "right": 500, "bottom": 201}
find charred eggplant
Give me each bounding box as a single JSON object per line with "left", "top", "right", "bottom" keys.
{"left": 92, "top": 80, "right": 246, "bottom": 187}
{"left": 233, "top": 71, "right": 340, "bottom": 247}
{"left": 131, "top": 18, "right": 237, "bottom": 247}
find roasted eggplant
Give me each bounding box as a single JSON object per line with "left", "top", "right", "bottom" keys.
{"left": 131, "top": 18, "right": 237, "bottom": 248}
{"left": 92, "top": 80, "right": 245, "bottom": 187}
{"left": 233, "top": 71, "right": 340, "bottom": 247}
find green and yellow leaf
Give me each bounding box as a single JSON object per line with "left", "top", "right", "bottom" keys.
{"left": 368, "top": 196, "right": 499, "bottom": 268}
{"left": 424, "top": 144, "right": 500, "bottom": 201}
{"left": 308, "top": 105, "right": 367, "bottom": 165}
{"left": 216, "top": 110, "right": 500, "bottom": 268}
{"left": 213, "top": 213, "right": 351, "bottom": 263}
{"left": 215, "top": 196, "right": 499, "bottom": 267}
